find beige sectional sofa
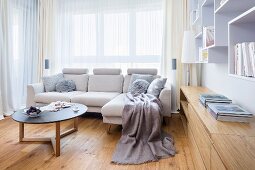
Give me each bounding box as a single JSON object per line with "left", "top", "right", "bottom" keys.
{"left": 27, "top": 68, "right": 171, "bottom": 125}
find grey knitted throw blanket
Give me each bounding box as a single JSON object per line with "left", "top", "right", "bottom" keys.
{"left": 112, "top": 93, "right": 176, "bottom": 164}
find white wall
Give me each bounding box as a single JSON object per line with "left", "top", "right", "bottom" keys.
{"left": 202, "top": 64, "right": 255, "bottom": 114}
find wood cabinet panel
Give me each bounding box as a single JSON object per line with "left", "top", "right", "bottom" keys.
{"left": 188, "top": 104, "right": 211, "bottom": 170}
{"left": 210, "top": 146, "right": 226, "bottom": 170}
{"left": 180, "top": 86, "right": 255, "bottom": 170}
{"left": 187, "top": 124, "right": 207, "bottom": 170}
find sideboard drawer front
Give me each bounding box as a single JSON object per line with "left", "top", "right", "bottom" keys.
{"left": 210, "top": 146, "right": 226, "bottom": 170}
{"left": 188, "top": 104, "right": 211, "bottom": 170}
{"left": 187, "top": 124, "right": 206, "bottom": 170}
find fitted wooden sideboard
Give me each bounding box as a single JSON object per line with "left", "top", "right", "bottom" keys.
{"left": 180, "top": 86, "right": 255, "bottom": 170}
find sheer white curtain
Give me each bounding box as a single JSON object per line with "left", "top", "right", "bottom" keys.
{"left": 0, "top": 0, "right": 5, "bottom": 119}
{"left": 0, "top": 0, "right": 39, "bottom": 116}
{"left": 50, "top": 0, "right": 164, "bottom": 74}
{"left": 161, "top": 0, "right": 188, "bottom": 112}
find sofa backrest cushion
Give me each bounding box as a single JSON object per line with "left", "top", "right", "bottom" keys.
{"left": 64, "top": 74, "right": 89, "bottom": 91}
{"left": 93, "top": 68, "right": 121, "bottom": 75}
{"left": 127, "top": 68, "right": 157, "bottom": 75}
{"left": 88, "top": 75, "right": 124, "bottom": 93}
{"left": 62, "top": 68, "right": 89, "bottom": 75}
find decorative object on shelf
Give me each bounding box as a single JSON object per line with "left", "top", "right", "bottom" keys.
{"left": 199, "top": 47, "right": 208, "bottom": 62}
{"left": 207, "top": 103, "right": 253, "bottom": 123}
{"left": 203, "top": 26, "right": 214, "bottom": 48}
{"left": 181, "top": 31, "right": 196, "bottom": 86}
{"left": 171, "top": 58, "right": 178, "bottom": 113}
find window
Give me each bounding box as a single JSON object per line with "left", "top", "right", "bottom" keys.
{"left": 54, "top": 0, "right": 163, "bottom": 72}
{"left": 72, "top": 14, "right": 97, "bottom": 56}
{"left": 136, "top": 10, "right": 163, "bottom": 56}
{"left": 104, "top": 13, "right": 129, "bottom": 56}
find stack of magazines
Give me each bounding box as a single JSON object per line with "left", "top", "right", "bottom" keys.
{"left": 207, "top": 103, "right": 253, "bottom": 122}
{"left": 199, "top": 94, "right": 232, "bottom": 107}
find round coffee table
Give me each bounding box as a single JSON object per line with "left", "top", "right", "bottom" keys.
{"left": 12, "top": 103, "right": 87, "bottom": 157}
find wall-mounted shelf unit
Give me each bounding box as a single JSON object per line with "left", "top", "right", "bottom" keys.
{"left": 189, "top": 0, "right": 255, "bottom": 64}
{"left": 228, "top": 6, "right": 255, "bottom": 82}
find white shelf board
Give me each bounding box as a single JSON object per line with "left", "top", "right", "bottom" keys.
{"left": 229, "top": 74, "right": 255, "bottom": 82}
{"left": 229, "top": 7, "right": 255, "bottom": 24}
{"left": 195, "top": 32, "right": 202, "bottom": 39}
{"left": 215, "top": 0, "right": 255, "bottom": 14}
{"left": 192, "top": 17, "right": 200, "bottom": 25}
{"left": 203, "top": 44, "right": 215, "bottom": 50}
{"left": 202, "top": 0, "right": 214, "bottom": 7}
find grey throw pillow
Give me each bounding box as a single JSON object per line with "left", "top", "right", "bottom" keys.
{"left": 128, "top": 74, "right": 154, "bottom": 92}
{"left": 56, "top": 80, "right": 76, "bottom": 92}
{"left": 129, "top": 79, "right": 150, "bottom": 95}
{"left": 42, "top": 73, "right": 64, "bottom": 92}
{"left": 147, "top": 78, "right": 167, "bottom": 97}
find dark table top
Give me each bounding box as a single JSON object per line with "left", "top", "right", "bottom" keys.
{"left": 12, "top": 104, "right": 87, "bottom": 124}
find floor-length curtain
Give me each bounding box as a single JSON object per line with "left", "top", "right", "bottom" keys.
{"left": 162, "top": 0, "right": 188, "bottom": 111}
{"left": 38, "top": 0, "right": 55, "bottom": 77}
{"left": 0, "top": 0, "right": 6, "bottom": 119}
{"left": 0, "top": 0, "right": 39, "bottom": 116}
{"left": 43, "top": 0, "right": 164, "bottom": 74}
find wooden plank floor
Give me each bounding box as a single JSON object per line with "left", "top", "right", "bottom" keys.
{"left": 0, "top": 114, "right": 194, "bottom": 170}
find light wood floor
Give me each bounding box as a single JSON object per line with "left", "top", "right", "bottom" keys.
{"left": 0, "top": 114, "right": 194, "bottom": 170}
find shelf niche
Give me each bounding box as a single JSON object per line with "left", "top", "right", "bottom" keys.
{"left": 228, "top": 7, "right": 255, "bottom": 81}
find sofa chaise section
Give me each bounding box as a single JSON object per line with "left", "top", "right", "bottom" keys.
{"left": 101, "top": 68, "right": 171, "bottom": 125}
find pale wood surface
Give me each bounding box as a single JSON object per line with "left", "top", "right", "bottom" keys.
{"left": 19, "top": 119, "right": 79, "bottom": 157}
{"left": 0, "top": 115, "right": 194, "bottom": 170}
{"left": 210, "top": 146, "right": 226, "bottom": 170}
{"left": 181, "top": 86, "right": 255, "bottom": 170}
{"left": 181, "top": 86, "right": 255, "bottom": 136}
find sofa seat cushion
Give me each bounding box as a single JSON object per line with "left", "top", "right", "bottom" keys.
{"left": 101, "top": 93, "right": 126, "bottom": 117}
{"left": 35, "top": 91, "right": 84, "bottom": 104}
{"left": 71, "top": 92, "right": 120, "bottom": 107}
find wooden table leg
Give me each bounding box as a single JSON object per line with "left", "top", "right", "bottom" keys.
{"left": 18, "top": 119, "right": 78, "bottom": 157}
{"left": 55, "top": 122, "right": 60, "bottom": 157}
{"left": 19, "top": 123, "right": 24, "bottom": 142}
{"left": 74, "top": 117, "right": 78, "bottom": 131}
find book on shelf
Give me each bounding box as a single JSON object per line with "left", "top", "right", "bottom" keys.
{"left": 203, "top": 26, "right": 214, "bottom": 48}
{"left": 207, "top": 103, "right": 253, "bottom": 122}
{"left": 242, "top": 43, "right": 253, "bottom": 77}
{"left": 249, "top": 42, "right": 255, "bottom": 76}
{"left": 234, "top": 42, "right": 255, "bottom": 77}
{"left": 199, "top": 94, "right": 232, "bottom": 107}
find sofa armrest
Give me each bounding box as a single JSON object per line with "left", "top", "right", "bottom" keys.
{"left": 159, "top": 86, "right": 171, "bottom": 117}
{"left": 26, "top": 83, "right": 44, "bottom": 107}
